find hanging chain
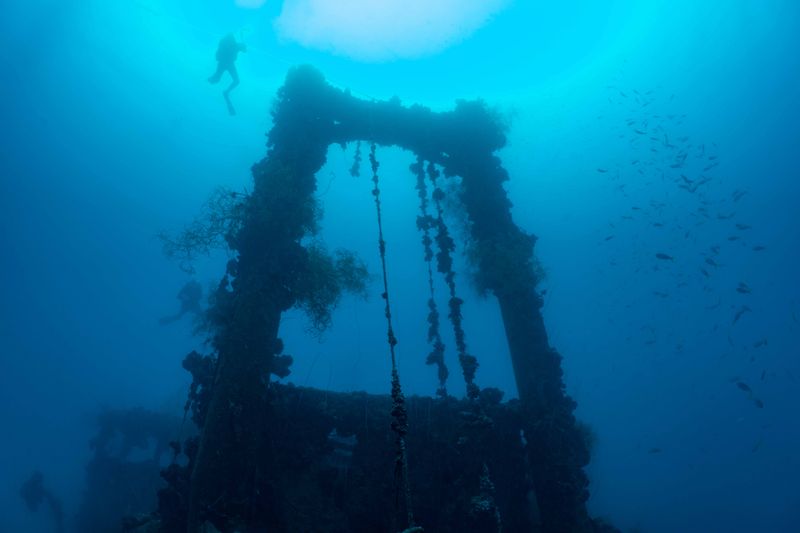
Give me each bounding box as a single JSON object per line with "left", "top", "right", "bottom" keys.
{"left": 369, "top": 143, "right": 416, "bottom": 530}
{"left": 350, "top": 140, "right": 362, "bottom": 177}
{"left": 412, "top": 156, "right": 449, "bottom": 397}
{"left": 427, "top": 163, "right": 480, "bottom": 400}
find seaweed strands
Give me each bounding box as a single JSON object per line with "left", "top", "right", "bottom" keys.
{"left": 369, "top": 143, "right": 417, "bottom": 531}
{"left": 412, "top": 156, "right": 449, "bottom": 398}
{"left": 427, "top": 162, "right": 481, "bottom": 400}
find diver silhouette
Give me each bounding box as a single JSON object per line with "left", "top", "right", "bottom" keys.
{"left": 159, "top": 280, "right": 203, "bottom": 326}
{"left": 208, "top": 33, "right": 246, "bottom": 116}
{"left": 20, "top": 471, "right": 64, "bottom": 533}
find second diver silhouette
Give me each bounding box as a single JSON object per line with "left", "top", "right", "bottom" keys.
{"left": 208, "top": 33, "right": 246, "bottom": 116}
{"left": 20, "top": 471, "right": 64, "bottom": 533}
{"left": 159, "top": 280, "right": 203, "bottom": 326}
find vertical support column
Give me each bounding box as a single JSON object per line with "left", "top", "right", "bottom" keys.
{"left": 186, "top": 153, "right": 311, "bottom": 531}
{"left": 187, "top": 305, "right": 281, "bottom": 531}
{"left": 496, "top": 287, "right": 551, "bottom": 409}
{"left": 496, "top": 287, "right": 592, "bottom": 533}
{"left": 184, "top": 66, "right": 340, "bottom": 532}
{"left": 186, "top": 86, "right": 331, "bottom": 529}
{"left": 456, "top": 154, "right": 593, "bottom": 533}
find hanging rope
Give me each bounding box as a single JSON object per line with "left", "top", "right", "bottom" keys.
{"left": 427, "top": 163, "right": 481, "bottom": 400}
{"left": 350, "top": 140, "right": 362, "bottom": 177}
{"left": 411, "top": 156, "right": 449, "bottom": 398}
{"left": 369, "top": 143, "right": 416, "bottom": 530}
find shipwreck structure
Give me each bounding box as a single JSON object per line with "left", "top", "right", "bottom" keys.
{"left": 151, "top": 66, "right": 613, "bottom": 533}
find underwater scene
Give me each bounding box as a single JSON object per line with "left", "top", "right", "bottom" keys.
{"left": 1, "top": 1, "right": 798, "bottom": 532}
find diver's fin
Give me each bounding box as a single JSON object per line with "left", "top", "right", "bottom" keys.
{"left": 224, "top": 94, "right": 236, "bottom": 116}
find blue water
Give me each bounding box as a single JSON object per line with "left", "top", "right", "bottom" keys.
{"left": 1, "top": 1, "right": 798, "bottom": 531}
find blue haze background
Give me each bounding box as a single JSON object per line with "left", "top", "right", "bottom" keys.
{"left": 1, "top": 1, "right": 798, "bottom": 531}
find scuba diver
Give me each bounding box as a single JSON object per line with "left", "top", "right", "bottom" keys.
{"left": 159, "top": 280, "right": 203, "bottom": 326}
{"left": 20, "top": 471, "right": 64, "bottom": 533}
{"left": 208, "top": 33, "right": 247, "bottom": 116}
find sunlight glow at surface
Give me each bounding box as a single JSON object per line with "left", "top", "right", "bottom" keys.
{"left": 274, "top": 0, "right": 510, "bottom": 61}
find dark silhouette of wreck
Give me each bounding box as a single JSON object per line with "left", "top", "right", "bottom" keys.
{"left": 130, "top": 66, "right": 618, "bottom": 533}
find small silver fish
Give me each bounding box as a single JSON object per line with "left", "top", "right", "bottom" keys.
{"left": 736, "top": 282, "right": 751, "bottom": 294}
{"left": 751, "top": 438, "right": 763, "bottom": 452}
{"left": 733, "top": 305, "right": 752, "bottom": 324}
